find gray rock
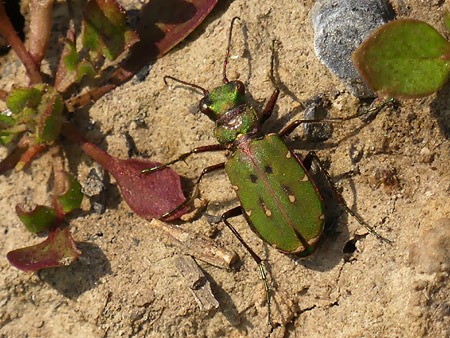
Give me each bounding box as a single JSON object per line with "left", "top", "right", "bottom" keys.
{"left": 311, "top": 0, "right": 395, "bottom": 98}
{"left": 303, "top": 94, "right": 333, "bottom": 141}
{"left": 82, "top": 165, "right": 108, "bottom": 214}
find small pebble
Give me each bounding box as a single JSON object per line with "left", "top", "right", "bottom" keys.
{"left": 303, "top": 94, "right": 333, "bottom": 141}
{"left": 311, "top": 0, "right": 395, "bottom": 98}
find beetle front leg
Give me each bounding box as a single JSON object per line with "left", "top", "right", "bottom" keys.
{"left": 259, "top": 88, "right": 280, "bottom": 126}
{"left": 259, "top": 39, "right": 281, "bottom": 127}
{"left": 303, "top": 151, "right": 391, "bottom": 243}
{"left": 159, "top": 162, "right": 225, "bottom": 220}
{"left": 141, "top": 144, "right": 227, "bottom": 174}
{"left": 221, "top": 207, "right": 272, "bottom": 326}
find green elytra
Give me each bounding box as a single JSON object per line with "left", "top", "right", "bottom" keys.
{"left": 198, "top": 73, "right": 325, "bottom": 254}
{"left": 145, "top": 17, "right": 391, "bottom": 326}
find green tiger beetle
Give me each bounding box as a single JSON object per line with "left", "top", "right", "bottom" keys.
{"left": 144, "top": 17, "right": 391, "bottom": 326}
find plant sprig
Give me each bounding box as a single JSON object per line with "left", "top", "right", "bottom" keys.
{"left": 0, "top": 0, "right": 218, "bottom": 272}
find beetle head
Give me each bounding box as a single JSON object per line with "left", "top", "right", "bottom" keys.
{"left": 199, "top": 81, "right": 246, "bottom": 121}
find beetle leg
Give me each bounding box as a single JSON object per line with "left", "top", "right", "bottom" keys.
{"left": 303, "top": 151, "right": 391, "bottom": 244}
{"left": 259, "top": 88, "right": 280, "bottom": 126}
{"left": 221, "top": 207, "right": 272, "bottom": 326}
{"left": 141, "top": 144, "right": 226, "bottom": 174}
{"left": 260, "top": 39, "right": 281, "bottom": 126}
{"left": 159, "top": 162, "right": 225, "bottom": 220}
{"left": 279, "top": 118, "right": 339, "bottom": 137}
{"left": 279, "top": 98, "right": 394, "bottom": 138}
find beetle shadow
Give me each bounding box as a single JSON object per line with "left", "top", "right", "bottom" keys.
{"left": 37, "top": 242, "right": 111, "bottom": 299}
{"left": 269, "top": 41, "right": 302, "bottom": 105}
{"left": 297, "top": 155, "right": 357, "bottom": 272}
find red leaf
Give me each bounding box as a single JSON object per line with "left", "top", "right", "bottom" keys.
{"left": 107, "top": 158, "right": 188, "bottom": 220}
{"left": 134, "top": 0, "right": 218, "bottom": 59}
{"left": 62, "top": 124, "right": 188, "bottom": 220}
{"left": 54, "top": 29, "right": 77, "bottom": 92}
{"left": 7, "top": 227, "right": 81, "bottom": 272}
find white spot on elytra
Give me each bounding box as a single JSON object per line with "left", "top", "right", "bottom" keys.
{"left": 308, "top": 235, "right": 320, "bottom": 245}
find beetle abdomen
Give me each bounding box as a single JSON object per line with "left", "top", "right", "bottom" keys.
{"left": 225, "top": 134, "right": 325, "bottom": 254}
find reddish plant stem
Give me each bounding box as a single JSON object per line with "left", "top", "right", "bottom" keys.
{"left": 0, "top": 2, "right": 42, "bottom": 84}
{"left": 65, "top": 83, "right": 116, "bottom": 112}
{"left": 29, "top": 0, "right": 55, "bottom": 67}
{"left": 15, "top": 144, "right": 47, "bottom": 171}
{"left": 61, "top": 123, "right": 114, "bottom": 171}
{"left": 50, "top": 145, "right": 68, "bottom": 220}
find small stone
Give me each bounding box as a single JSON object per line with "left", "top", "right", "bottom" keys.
{"left": 303, "top": 94, "right": 333, "bottom": 141}
{"left": 311, "top": 0, "right": 395, "bottom": 98}
{"left": 82, "top": 165, "right": 107, "bottom": 214}
{"left": 420, "top": 147, "right": 434, "bottom": 164}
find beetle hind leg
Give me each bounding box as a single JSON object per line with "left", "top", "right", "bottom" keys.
{"left": 221, "top": 207, "right": 273, "bottom": 326}
{"left": 303, "top": 151, "right": 391, "bottom": 244}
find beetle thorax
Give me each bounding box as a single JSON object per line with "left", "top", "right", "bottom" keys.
{"left": 213, "top": 105, "right": 258, "bottom": 144}
{"left": 199, "top": 81, "right": 259, "bottom": 144}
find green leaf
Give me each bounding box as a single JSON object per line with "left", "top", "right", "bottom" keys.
{"left": 5, "top": 85, "right": 62, "bottom": 140}
{"left": 7, "top": 227, "right": 81, "bottom": 272}
{"left": 353, "top": 19, "right": 450, "bottom": 98}
{"left": 6, "top": 86, "right": 42, "bottom": 116}
{"left": 16, "top": 204, "right": 57, "bottom": 233}
{"left": 76, "top": 59, "right": 96, "bottom": 81}
{"left": 0, "top": 128, "right": 21, "bottom": 145}
{"left": 36, "top": 93, "right": 63, "bottom": 144}
{"left": 0, "top": 113, "right": 18, "bottom": 144}
{"left": 56, "top": 174, "right": 83, "bottom": 213}
{"left": 82, "top": 0, "right": 139, "bottom": 61}
{"left": 0, "top": 130, "right": 16, "bottom": 145}
{"left": 0, "top": 113, "right": 15, "bottom": 128}
{"left": 62, "top": 38, "right": 79, "bottom": 72}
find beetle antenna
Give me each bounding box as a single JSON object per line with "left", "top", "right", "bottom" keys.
{"left": 223, "top": 17, "right": 241, "bottom": 84}
{"left": 269, "top": 39, "right": 278, "bottom": 85}
{"left": 163, "top": 75, "right": 209, "bottom": 96}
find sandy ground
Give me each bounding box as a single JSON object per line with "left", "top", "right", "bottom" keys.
{"left": 1, "top": 0, "right": 449, "bottom": 337}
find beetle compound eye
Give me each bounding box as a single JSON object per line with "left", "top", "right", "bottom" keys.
{"left": 199, "top": 97, "right": 216, "bottom": 120}
{"left": 234, "top": 81, "right": 246, "bottom": 96}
